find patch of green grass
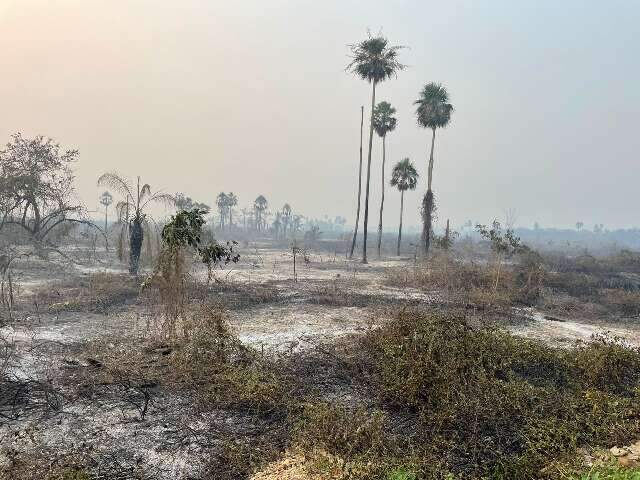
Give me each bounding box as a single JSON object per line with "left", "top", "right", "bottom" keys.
{"left": 568, "top": 464, "right": 640, "bottom": 480}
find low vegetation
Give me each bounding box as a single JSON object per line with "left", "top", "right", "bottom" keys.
{"left": 291, "top": 310, "right": 640, "bottom": 479}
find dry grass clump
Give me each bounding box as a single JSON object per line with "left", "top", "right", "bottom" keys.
{"left": 169, "top": 304, "right": 293, "bottom": 416}
{"left": 385, "top": 252, "right": 492, "bottom": 293}
{"left": 542, "top": 251, "right": 640, "bottom": 319}
{"left": 389, "top": 248, "right": 640, "bottom": 319}
{"left": 289, "top": 310, "right": 640, "bottom": 479}
{"left": 44, "top": 272, "right": 139, "bottom": 314}
{"left": 77, "top": 304, "right": 293, "bottom": 419}
{"left": 0, "top": 450, "right": 148, "bottom": 480}
{"left": 385, "top": 251, "right": 544, "bottom": 309}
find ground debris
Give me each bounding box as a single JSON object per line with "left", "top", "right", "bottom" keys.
{"left": 611, "top": 441, "right": 640, "bottom": 467}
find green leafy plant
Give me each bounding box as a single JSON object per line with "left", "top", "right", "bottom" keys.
{"left": 476, "top": 220, "right": 528, "bottom": 290}
{"left": 144, "top": 208, "right": 239, "bottom": 337}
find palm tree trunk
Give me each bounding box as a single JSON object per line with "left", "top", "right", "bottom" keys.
{"left": 349, "top": 106, "right": 364, "bottom": 259}
{"left": 362, "top": 81, "right": 377, "bottom": 264}
{"left": 427, "top": 127, "right": 436, "bottom": 190}
{"left": 377, "top": 134, "right": 386, "bottom": 258}
{"left": 422, "top": 128, "right": 437, "bottom": 256}
{"left": 397, "top": 190, "right": 404, "bottom": 256}
{"left": 104, "top": 206, "right": 109, "bottom": 251}
{"left": 129, "top": 217, "right": 144, "bottom": 275}
{"left": 445, "top": 219, "right": 450, "bottom": 249}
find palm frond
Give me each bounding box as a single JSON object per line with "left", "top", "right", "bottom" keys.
{"left": 141, "top": 192, "right": 175, "bottom": 211}
{"left": 347, "top": 34, "right": 406, "bottom": 84}
{"left": 414, "top": 83, "right": 454, "bottom": 129}
{"left": 391, "top": 158, "right": 419, "bottom": 191}
{"left": 115, "top": 201, "right": 134, "bottom": 222}
{"left": 97, "top": 172, "right": 134, "bottom": 204}
{"left": 373, "top": 101, "right": 398, "bottom": 137}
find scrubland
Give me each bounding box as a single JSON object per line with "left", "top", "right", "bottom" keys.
{"left": 3, "top": 238, "right": 640, "bottom": 479}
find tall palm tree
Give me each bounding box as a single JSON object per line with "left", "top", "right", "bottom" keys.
{"left": 99, "top": 191, "right": 113, "bottom": 233}
{"left": 349, "top": 106, "right": 364, "bottom": 259}
{"left": 347, "top": 34, "right": 404, "bottom": 263}
{"left": 227, "top": 192, "right": 238, "bottom": 226}
{"left": 273, "top": 211, "right": 282, "bottom": 239}
{"left": 282, "top": 203, "right": 292, "bottom": 238}
{"left": 254, "top": 195, "right": 268, "bottom": 231}
{"left": 97, "top": 173, "right": 174, "bottom": 275}
{"left": 414, "top": 82, "right": 453, "bottom": 256}
{"left": 216, "top": 192, "right": 229, "bottom": 229}
{"left": 390, "top": 158, "right": 419, "bottom": 256}
{"left": 373, "top": 101, "right": 397, "bottom": 258}
{"left": 99, "top": 191, "right": 113, "bottom": 251}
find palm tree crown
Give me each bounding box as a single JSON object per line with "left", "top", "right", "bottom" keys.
{"left": 97, "top": 173, "right": 174, "bottom": 222}
{"left": 347, "top": 35, "right": 405, "bottom": 83}
{"left": 391, "top": 158, "right": 419, "bottom": 192}
{"left": 415, "top": 83, "right": 454, "bottom": 130}
{"left": 254, "top": 195, "right": 267, "bottom": 210}
{"left": 373, "top": 101, "right": 397, "bottom": 138}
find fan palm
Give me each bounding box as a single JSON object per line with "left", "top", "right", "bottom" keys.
{"left": 390, "top": 158, "right": 419, "bottom": 256}
{"left": 216, "top": 193, "right": 229, "bottom": 229}
{"left": 373, "top": 101, "right": 397, "bottom": 258}
{"left": 227, "top": 192, "right": 238, "bottom": 226}
{"left": 347, "top": 34, "right": 404, "bottom": 263}
{"left": 414, "top": 82, "right": 453, "bottom": 256}
{"left": 99, "top": 191, "right": 113, "bottom": 250}
{"left": 97, "top": 173, "right": 175, "bottom": 275}
{"left": 254, "top": 195, "right": 268, "bottom": 231}
{"left": 282, "top": 203, "right": 292, "bottom": 238}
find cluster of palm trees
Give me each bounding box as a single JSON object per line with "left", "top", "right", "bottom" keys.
{"left": 347, "top": 33, "right": 454, "bottom": 263}
{"left": 272, "top": 203, "right": 293, "bottom": 239}
{"left": 216, "top": 192, "right": 238, "bottom": 230}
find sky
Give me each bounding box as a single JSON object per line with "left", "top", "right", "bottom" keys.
{"left": 0, "top": 0, "right": 638, "bottom": 230}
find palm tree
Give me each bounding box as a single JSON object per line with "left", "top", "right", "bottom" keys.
{"left": 216, "top": 192, "right": 229, "bottom": 229}
{"left": 415, "top": 82, "right": 453, "bottom": 256}
{"left": 227, "top": 192, "right": 238, "bottom": 226}
{"left": 373, "top": 101, "right": 397, "bottom": 258}
{"left": 97, "top": 173, "right": 174, "bottom": 275}
{"left": 99, "top": 191, "right": 113, "bottom": 251}
{"left": 390, "top": 158, "right": 419, "bottom": 256}
{"left": 273, "top": 211, "right": 282, "bottom": 239}
{"left": 282, "top": 203, "right": 292, "bottom": 238}
{"left": 254, "top": 195, "right": 268, "bottom": 231}
{"left": 349, "top": 105, "right": 364, "bottom": 259}
{"left": 347, "top": 34, "right": 404, "bottom": 263}
{"left": 241, "top": 208, "right": 250, "bottom": 229}
{"left": 99, "top": 191, "right": 113, "bottom": 233}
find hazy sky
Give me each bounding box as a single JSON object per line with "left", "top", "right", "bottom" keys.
{"left": 1, "top": 0, "right": 638, "bottom": 230}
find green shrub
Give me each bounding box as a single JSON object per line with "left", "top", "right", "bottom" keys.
{"left": 574, "top": 334, "right": 640, "bottom": 394}
{"left": 350, "top": 310, "right": 640, "bottom": 478}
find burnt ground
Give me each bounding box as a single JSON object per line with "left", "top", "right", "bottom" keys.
{"left": 2, "top": 245, "right": 640, "bottom": 478}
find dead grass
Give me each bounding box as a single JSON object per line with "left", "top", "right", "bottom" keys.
{"left": 385, "top": 251, "right": 544, "bottom": 310}
{"left": 40, "top": 272, "right": 139, "bottom": 314}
